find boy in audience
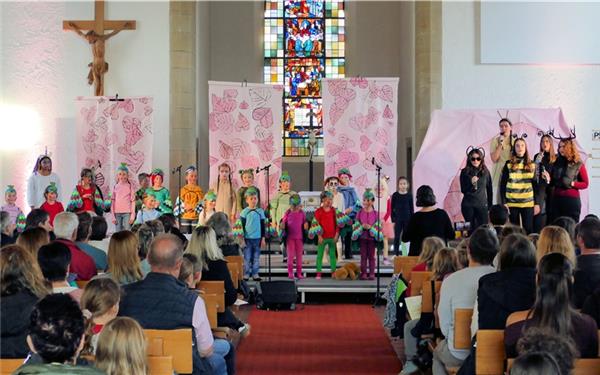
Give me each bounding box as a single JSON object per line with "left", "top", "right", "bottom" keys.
{"left": 573, "top": 217, "right": 600, "bottom": 308}
{"left": 53, "top": 212, "right": 97, "bottom": 280}
{"left": 433, "top": 227, "right": 498, "bottom": 374}
{"left": 488, "top": 204, "right": 508, "bottom": 237}
{"left": 75, "top": 212, "right": 107, "bottom": 271}
{"left": 37, "top": 242, "right": 83, "bottom": 303}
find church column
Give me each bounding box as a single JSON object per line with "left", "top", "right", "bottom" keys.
{"left": 169, "top": 1, "right": 197, "bottom": 195}
{"left": 414, "top": 1, "right": 442, "bottom": 155}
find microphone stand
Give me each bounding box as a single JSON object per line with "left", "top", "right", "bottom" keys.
{"left": 171, "top": 165, "right": 182, "bottom": 229}
{"left": 372, "top": 161, "right": 385, "bottom": 307}
{"left": 257, "top": 164, "right": 273, "bottom": 282}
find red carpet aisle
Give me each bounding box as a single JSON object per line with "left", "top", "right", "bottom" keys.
{"left": 236, "top": 304, "right": 402, "bottom": 374}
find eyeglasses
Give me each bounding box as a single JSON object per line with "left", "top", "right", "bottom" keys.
{"left": 470, "top": 157, "right": 481, "bottom": 162}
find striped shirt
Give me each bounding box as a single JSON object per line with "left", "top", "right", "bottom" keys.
{"left": 501, "top": 160, "right": 535, "bottom": 208}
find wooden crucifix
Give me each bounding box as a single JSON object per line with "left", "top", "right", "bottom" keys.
{"left": 63, "top": 0, "right": 136, "bottom": 96}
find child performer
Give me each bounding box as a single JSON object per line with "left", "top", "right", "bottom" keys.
{"left": 337, "top": 168, "right": 360, "bottom": 259}
{"left": 391, "top": 176, "right": 413, "bottom": 257}
{"left": 325, "top": 176, "right": 344, "bottom": 263}
{"left": 2, "top": 185, "right": 26, "bottom": 231}
{"left": 197, "top": 190, "right": 217, "bottom": 226}
{"left": 237, "top": 169, "right": 261, "bottom": 212}
{"left": 134, "top": 172, "right": 149, "bottom": 214}
{"left": 210, "top": 163, "right": 237, "bottom": 221}
{"left": 377, "top": 177, "right": 394, "bottom": 265}
{"left": 40, "top": 182, "right": 64, "bottom": 226}
{"left": 146, "top": 168, "right": 172, "bottom": 214}
{"left": 270, "top": 172, "right": 296, "bottom": 261}
{"left": 111, "top": 163, "right": 136, "bottom": 231}
{"left": 135, "top": 193, "right": 161, "bottom": 224}
{"left": 313, "top": 191, "right": 338, "bottom": 280}
{"left": 237, "top": 187, "right": 267, "bottom": 281}
{"left": 27, "top": 154, "right": 62, "bottom": 209}
{"left": 174, "top": 166, "right": 204, "bottom": 234}
{"left": 356, "top": 189, "right": 379, "bottom": 280}
{"left": 280, "top": 194, "right": 306, "bottom": 279}
{"left": 67, "top": 168, "right": 110, "bottom": 215}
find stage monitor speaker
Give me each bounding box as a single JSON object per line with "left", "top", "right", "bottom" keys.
{"left": 256, "top": 280, "right": 297, "bottom": 310}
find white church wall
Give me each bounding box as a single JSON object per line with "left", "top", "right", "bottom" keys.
{"left": 441, "top": 1, "right": 600, "bottom": 215}
{"left": 1, "top": 1, "right": 169, "bottom": 212}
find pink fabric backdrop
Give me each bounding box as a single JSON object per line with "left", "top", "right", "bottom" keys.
{"left": 413, "top": 108, "right": 589, "bottom": 222}
{"left": 75, "top": 97, "right": 153, "bottom": 196}
{"left": 208, "top": 82, "right": 284, "bottom": 198}
{"left": 322, "top": 78, "right": 399, "bottom": 195}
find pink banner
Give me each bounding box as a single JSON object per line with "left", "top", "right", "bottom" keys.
{"left": 322, "top": 78, "right": 399, "bottom": 195}
{"left": 75, "top": 97, "right": 153, "bottom": 196}
{"left": 413, "top": 108, "right": 589, "bottom": 222}
{"left": 208, "top": 82, "right": 284, "bottom": 197}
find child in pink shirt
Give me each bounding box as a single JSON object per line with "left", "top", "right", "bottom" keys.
{"left": 280, "top": 194, "right": 307, "bottom": 279}
{"left": 111, "top": 163, "right": 135, "bottom": 231}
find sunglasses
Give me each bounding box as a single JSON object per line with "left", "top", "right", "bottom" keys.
{"left": 470, "top": 157, "right": 481, "bottom": 162}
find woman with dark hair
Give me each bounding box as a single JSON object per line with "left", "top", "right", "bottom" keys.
{"left": 490, "top": 118, "right": 514, "bottom": 204}
{"left": 549, "top": 138, "right": 588, "bottom": 222}
{"left": 532, "top": 134, "right": 556, "bottom": 232}
{"left": 500, "top": 137, "right": 537, "bottom": 234}
{"left": 460, "top": 147, "right": 493, "bottom": 231}
{"left": 504, "top": 253, "right": 598, "bottom": 358}
{"left": 402, "top": 185, "right": 454, "bottom": 256}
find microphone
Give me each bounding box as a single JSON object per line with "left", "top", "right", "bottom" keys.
{"left": 97, "top": 160, "right": 102, "bottom": 168}
{"left": 371, "top": 157, "right": 375, "bottom": 165}
{"left": 255, "top": 167, "right": 260, "bottom": 174}
{"left": 171, "top": 165, "right": 182, "bottom": 174}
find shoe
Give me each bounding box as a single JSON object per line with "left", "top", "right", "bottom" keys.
{"left": 359, "top": 274, "right": 367, "bottom": 280}
{"left": 316, "top": 273, "right": 322, "bottom": 280}
{"left": 399, "top": 360, "right": 418, "bottom": 375}
{"left": 253, "top": 276, "right": 262, "bottom": 281}
{"left": 383, "top": 258, "right": 392, "bottom": 266}
{"left": 238, "top": 323, "right": 251, "bottom": 338}
{"left": 296, "top": 274, "right": 304, "bottom": 280}
{"left": 288, "top": 273, "right": 294, "bottom": 279}
{"left": 283, "top": 257, "right": 287, "bottom": 263}
{"left": 243, "top": 276, "right": 249, "bottom": 281}
{"left": 368, "top": 275, "right": 375, "bottom": 280}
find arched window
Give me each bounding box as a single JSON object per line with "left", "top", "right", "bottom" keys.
{"left": 264, "top": 0, "right": 345, "bottom": 157}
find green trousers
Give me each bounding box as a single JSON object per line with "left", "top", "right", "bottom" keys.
{"left": 316, "top": 238, "right": 337, "bottom": 272}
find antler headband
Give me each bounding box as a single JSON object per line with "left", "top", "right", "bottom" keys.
{"left": 548, "top": 126, "right": 576, "bottom": 141}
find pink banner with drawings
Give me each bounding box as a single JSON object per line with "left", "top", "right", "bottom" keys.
{"left": 208, "top": 81, "right": 284, "bottom": 198}
{"left": 322, "top": 78, "right": 399, "bottom": 196}
{"left": 75, "top": 97, "right": 153, "bottom": 196}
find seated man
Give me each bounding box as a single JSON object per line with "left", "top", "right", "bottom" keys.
{"left": 433, "top": 227, "right": 498, "bottom": 375}
{"left": 13, "top": 294, "right": 103, "bottom": 374}
{"left": 75, "top": 212, "right": 107, "bottom": 271}
{"left": 573, "top": 217, "right": 600, "bottom": 308}
{"left": 38, "top": 242, "right": 84, "bottom": 303}
{"left": 119, "top": 234, "right": 235, "bottom": 375}
{"left": 53, "top": 212, "right": 97, "bottom": 280}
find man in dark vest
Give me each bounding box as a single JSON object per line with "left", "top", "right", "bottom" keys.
{"left": 119, "top": 233, "right": 234, "bottom": 375}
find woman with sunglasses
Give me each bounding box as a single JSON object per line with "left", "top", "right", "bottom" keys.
{"left": 460, "top": 148, "right": 493, "bottom": 231}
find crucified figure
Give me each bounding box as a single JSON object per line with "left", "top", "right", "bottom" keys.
{"left": 68, "top": 22, "right": 131, "bottom": 96}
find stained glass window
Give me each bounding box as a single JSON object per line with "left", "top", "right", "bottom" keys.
{"left": 264, "top": 0, "right": 345, "bottom": 157}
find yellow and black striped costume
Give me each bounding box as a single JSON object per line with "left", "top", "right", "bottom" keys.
{"left": 501, "top": 160, "right": 535, "bottom": 208}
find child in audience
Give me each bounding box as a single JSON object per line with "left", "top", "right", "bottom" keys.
{"left": 406, "top": 236, "right": 445, "bottom": 295}
{"left": 356, "top": 189, "right": 379, "bottom": 280}
{"left": 146, "top": 168, "right": 172, "bottom": 214}
{"left": 134, "top": 172, "right": 149, "bottom": 213}
{"left": 281, "top": 194, "right": 307, "bottom": 279}
{"left": 89, "top": 216, "right": 109, "bottom": 252}
{"left": 237, "top": 168, "right": 261, "bottom": 212}
{"left": 37, "top": 242, "right": 83, "bottom": 303}
{"left": 391, "top": 176, "right": 413, "bottom": 257}
{"left": 179, "top": 253, "right": 201, "bottom": 288}
{"left": 212, "top": 162, "right": 237, "bottom": 221}
{"left": 81, "top": 278, "right": 121, "bottom": 354}
{"left": 198, "top": 190, "right": 217, "bottom": 226}
{"left": 39, "top": 182, "right": 64, "bottom": 226}
{"left": 313, "top": 190, "right": 338, "bottom": 280}
{"left": 175, "top": 166, "right": 204, "bottom": 234}
{"left": 111, "top": 163, "right": 135, "bottom": 231}
{"left": 135, "top": 193, "right": 161, "bottom": 224}
{"left": 95, "top": 317, "right": 148, "bottom": 375}
{"left": 2, "top": 185, "right": 25, "bottom": 230}
{"left": 238, "top": 187, "right": 267, "bottom": 281}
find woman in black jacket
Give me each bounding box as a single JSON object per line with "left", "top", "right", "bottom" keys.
{"left": 460, "top": 147, "right": 493, "bottom": 232}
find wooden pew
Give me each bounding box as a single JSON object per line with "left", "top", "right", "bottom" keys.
{"left": 147, "top": 355, "right": 174, "bottom": 375}
{"left": 227, "top": 262, "right": 240, "bottom": 289}
{"left": 0, "top": 358, "right": 25, "bottom": 375}
{"left": 197, "top": 281, "right": 225, "bottom": 313}
{"left": 144, "top": 329, "right": 192, "bottom": 374}
{"left": 200, "top": 293, "right": 219, "bottom": 329}
{"left": 421, "top": 280, "right": 442, "bottom": 313}
{"left": 476, "top": 330, "right": 505, "bottom": 375}
{"left": 410, "top": 271, "right": 433, "bottom": 297}
{"left": 225, "top": 255, "right": 243, "bottom": 281}
{"left": 393, "top": 256, "right": 419, "bottom": 281}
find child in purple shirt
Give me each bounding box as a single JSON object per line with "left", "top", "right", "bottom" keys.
{"left": 356, "top": 189, "right": 379, "bottom": 280}
{"left": 281, "top": 194, "right": 307, "bottom": 279}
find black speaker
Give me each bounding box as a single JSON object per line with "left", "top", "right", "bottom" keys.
{"left": 256, "top": 280, "right": 297, "bottom": 310}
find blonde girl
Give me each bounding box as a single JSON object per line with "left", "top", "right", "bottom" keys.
{"left": 81, "top": 278, "right": 121, "bottom": 354}
{"left": 16, "top": 227, "right": 50, "bottom": 257}
{"left": 198, "top": 190, "right": 217, "bottom": 226}
{"left": 95, "top": 317, "right": 147, "bottom": 375}
{"left": 211, "top": 162, "right": 237, "bottom": 221}
{"left": 536, "top": 225, "right": 576, "bottom": 265}
{"left": 106, "top": 230, "right": 143, "bottom": 285}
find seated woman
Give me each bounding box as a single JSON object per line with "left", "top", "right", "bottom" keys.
{"left": 103, "top": 230, "right": 144, "bottom": 285}
{"left": 536, "top": 225, "right": 576, "bottom": 265}
{"left": 206, "top": 212, "right": 242, "bottom": 257}
{"left": 504, "top": 253, "right": 598, "bottom": 358}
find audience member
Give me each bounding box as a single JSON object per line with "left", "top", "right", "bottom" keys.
{"left": 581, "top": 287, "right": 600, "bottom": 327}
{"left": 573, "top": 217, "right": 600, "bottom": 308}
{"left": 159, "top": 213, "right": 188, "bottom": 246}
{"left": 1, "top": 245, "right": 49, "bottom": 358}
{"left": 433, "top": 226, "right": 498, "bottom": 374}
{"left": 88, "top": 215, "right": 109, "bottom": 253}
{"left": 179, "top": 255, "right": 197, "bottom": 288}
{"left": 95, "top": 317, "right": 147, "bottom": 375}
{"left": 119, "top": 234, "right": 234, "bottom": 375}
{"left": 25, "top": 209, "right": 54, "bottom": 240}
{"left": 488, "top": 204, "right": 509, "bottom": 236}
{"left": 136, "top": 223, "right": 154, "bottom": 276}
{"left": 81, "top": 278, "right": 121, "bottom": 355}
{"left": 145, "top": 219, "right": 165, "bottom": 236}
{"left": 536, "top": 225, "right": 576, "bottom": 265}
{"left": 455, "top": 239, "right": 469, "bottom": 269}
{"left": 432, "top": 247, "right": 460, "bottom": 280}
{"left": 53, "top": 212, "right": 97, "bottom": 280}
{"left": 16, "top": 227, "right": 49, "bottom": 256}
{"left": 104, "top": 230, "right": 143, "bottom": 285}
{"left": 206, "top": 212, "right": 242, "bottom": 257}
{"left": 75, "top": 212, "right": 107, "bottom": 271}
{"left": 511, "top": 327, "right": 577, "bottom": 375}
{"left": 1, "top": 211, "right": 16, "bottom": 246}
{"left": 406, "top": 236, "right": 444, "bottom": 296}
{"left": 504, "top": 253, "right": 598, "bottom": 358}
{"left": 552, "top": 216, "right": 577, "bottom": 246}
{"left": 13, "top": 294, "right": 103, "bottom": 374}
{"left": 499, "top": 224, "right": 526, "bottom": 244}
{"left": 38, "top": 242, "right": 83, "bottom": 303}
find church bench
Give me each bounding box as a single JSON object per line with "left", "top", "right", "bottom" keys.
{"left": 225, "top": 255, "right": 244, "bottom": 281}
{"left": 409, "top": 271, "right": 433, "bottom": 297}
{"left": 393, "top": 256, "right": 419, "bottom": 281}
{"left": 227, "top": 262, "right": 240, "bottom": 290}
{"left": 200, "top": 292, "right": 231, "bottom": 340}
{"left": 147, "top": 355, "right": 174, "bottom": 375}
{"left": 445, "top": 308, "right": 474, "bottom": 375}
{"left": 421, "top": 279, "right": 441, "bottom": 314}
{"left": 476, "top": 330, "right": 505, "bottom": 375}
{"left": 0, "top": 358, "right": 25, "bottom": 375}
{"left": 144, "top": 329, "right": 192, "bottom": 374}
{"left": 197, "top": 281, "right": 225, "bottom": 313}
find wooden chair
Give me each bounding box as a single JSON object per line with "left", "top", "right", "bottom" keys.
{"left": 226, "top": 262, "right": 240, "bottom": 289}
{"left": 200, "top": 293, "right": 219, "bottom": 329}
{"left": 144, "top": 329, "right": 192, "bottom": 374}
{"left": 0, "top": 358, "right": 25, "bottom": 375}
{"left": 147, "top": 355, "right": 173, "bottom": 375}
{"left": 507, "top": 358, "right": 600, "bottom": 375}
{"left": 421, "top": 280, "right": 442, "bottom": 313}
{"left": 225, "top": 255, "right": 243, "bottom": 280}
{"left": 76, "top": 280, "right": 89, "bottom": 289}
{"left": 197, "top": 281, "right": 225, "bottom": 313}
{"left": 476, "top": 330, "right": 505, "bottom": 375}
{"left": 393, "top": 256, "right": 419, "bottom": 280}
{"left": 453, "top": 308, "right": 473, "bottom": 350}
{"left": 410, "top": 271, "right": 433, "bottom": 297}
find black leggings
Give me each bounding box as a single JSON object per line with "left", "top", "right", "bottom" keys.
{"left": 461, "top": 203, "right": 488, "bottom": 232}
{"left": 393, "top": 220, "right": 408, "bottom": 256}
{"left": 344, "top": 231, "right": 353, "bottom": 259}
{"left": 509, "top": 207, "right": 534, "bottom": 234}
{"left": 551, "top": 195, "right": 581, "bottom": 223}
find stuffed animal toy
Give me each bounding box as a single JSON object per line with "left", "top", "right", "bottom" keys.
{"left": 332, "top": 262, "right": 360, "bottom": 280}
